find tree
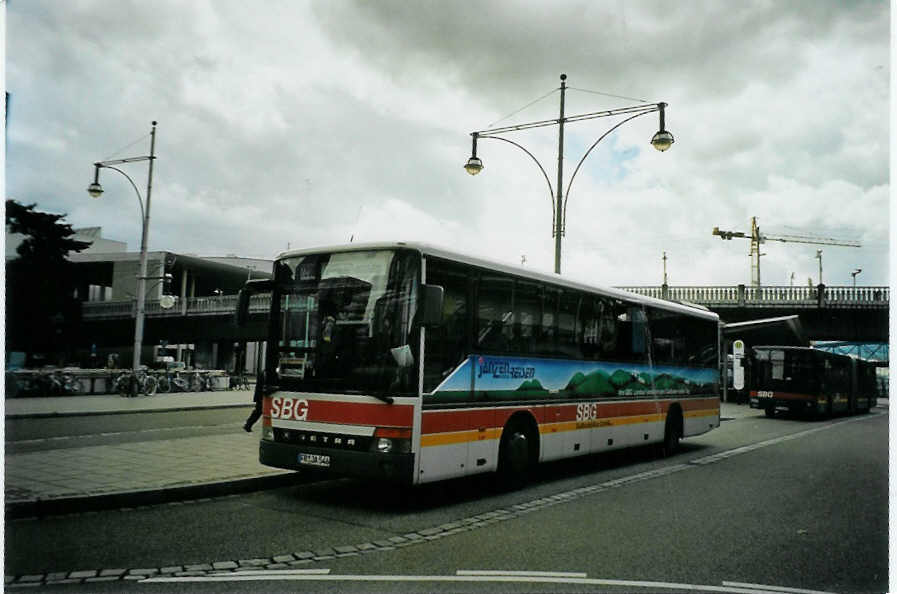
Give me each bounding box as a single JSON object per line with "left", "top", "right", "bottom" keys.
{"left": 6, "top": 200, "right": 92, "bottom": 365}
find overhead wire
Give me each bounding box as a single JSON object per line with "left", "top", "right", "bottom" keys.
{"left": 487, "top": 87, "right": 559, "bottom": 128}
{"left": 567, "top": 86, "right": 649, "bottom": 104}
{"left": 103, "top": 133, "right": 151, "bottom": 161}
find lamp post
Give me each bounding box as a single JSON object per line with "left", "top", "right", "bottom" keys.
{"left": 465, "top": 74, "right": 673, "bottom": 274}
{"left": 87, "top": 121, "right": 157, "bottom": 394}
{"left": 851, "top": 268, "right": 862, "bottom": 287}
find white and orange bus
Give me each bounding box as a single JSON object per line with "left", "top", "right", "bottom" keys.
{"left": 237, "top": 242, "right": 720, "bottom": 486}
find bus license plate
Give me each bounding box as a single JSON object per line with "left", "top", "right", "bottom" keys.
{"left": 298, "top": 453, "right": 330, "bottom": 468}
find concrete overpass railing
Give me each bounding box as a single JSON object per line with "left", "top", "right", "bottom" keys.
{"left": 616, "top": 284, "right": 889, "bottom": 309}
{"left": 82, "top": 284, "right": 889, "bottom": 321}
{"left": 82, "top": 293, "right": 270, "bottom": 320}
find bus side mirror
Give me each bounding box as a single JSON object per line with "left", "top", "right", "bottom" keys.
{"left": 419, "top": 284, "right": 444, "bottom": 327}
{"left": 235, "top": 279, "right": 274, "bottom": 327}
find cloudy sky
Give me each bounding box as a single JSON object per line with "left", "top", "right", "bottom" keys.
{"left": 5, "top": 0, "right": 890, "bottom": 287}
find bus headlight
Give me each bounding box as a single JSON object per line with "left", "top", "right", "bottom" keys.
{"left": 371, "top": 427, "right": 412, "bottom": 454}
{"left": 262, "top": 426, "right": 274, "bottom": 441}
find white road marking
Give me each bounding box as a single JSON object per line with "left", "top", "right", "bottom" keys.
{"left": 456, "top": 570, "right": 588, "bottom": 578}
{"left": 142, "top": 572, "right": 791, "bottom": 592}
{"left": 722, "top": 580, "right": 840, "bottom": 594}
{"left": 224, "top": 569, "right": 331, "bottom": 576}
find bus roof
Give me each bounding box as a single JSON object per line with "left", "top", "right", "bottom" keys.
{"left": 276, "top": 241, "right": 720, "bottom": 322}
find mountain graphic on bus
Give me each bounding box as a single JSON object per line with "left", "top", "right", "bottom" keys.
{"left": 564, "top": 369, "right": 696, "bottom": 397}
{"left": 428, "top": 354, "right": 718, "bottom": 404}
{"left": 516, "top": 379, "right": 547, "bottom": 392}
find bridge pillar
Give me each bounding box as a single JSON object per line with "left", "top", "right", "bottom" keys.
{"left": 737, "top": 284, "right": 745, "bottom": 306}
{"left": 817, "top": 283, "right": 826, "bottom": 308}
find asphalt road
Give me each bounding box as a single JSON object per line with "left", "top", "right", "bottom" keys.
{"left": 5, "top": 407, "right": 888, "bottom": 593}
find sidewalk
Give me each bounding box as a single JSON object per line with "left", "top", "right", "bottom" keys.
{"left": 4, "top": 389, "right": 255, "bottom": 418}
{"left": 5, "top": 390, "right": 299, "bottom": 518}
{"left": 4, "top": 399, "right": 760, "bottom": 518}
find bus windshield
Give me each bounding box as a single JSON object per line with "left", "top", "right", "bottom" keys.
{"left": 269, "top": 249, "right": 420, "bottom": 396}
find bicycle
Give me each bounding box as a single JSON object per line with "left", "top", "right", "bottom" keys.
{"left": 157, "top": 371, "right": 189, "bottom": 393}
{"left": 114, "top": 369, "right": 158, "bottom": 397}
{"left": 229, "top": 373, "right": 252, "bottom": 391}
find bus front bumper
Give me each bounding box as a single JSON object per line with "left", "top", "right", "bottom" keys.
{"left": 259, "top": 439, "right": 415, "bottom": 485}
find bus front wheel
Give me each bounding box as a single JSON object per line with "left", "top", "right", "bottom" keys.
{"left": 497, "top": 420, "right": 537, "bottom": 489}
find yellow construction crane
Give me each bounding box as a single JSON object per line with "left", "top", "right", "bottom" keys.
{"left": 712, "top": 216, "right": 861, "bottom": 287}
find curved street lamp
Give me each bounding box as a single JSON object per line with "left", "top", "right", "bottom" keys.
{"left": 851, "top": 268, "right": 862, "bottom": 287}
{"left": 464, "top": 74, "right": 673, "bottom": 274}
{"left": 87, "top": 121, "right": 157, "bottom": 395}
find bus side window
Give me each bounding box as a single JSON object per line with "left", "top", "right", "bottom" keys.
{"left": 595, "top": 298, "right": 619, "bottom": 359}
{"left": 422, "top": 259, "right": 469, "bottom": 392}
{"left": 477, "top": 275, "right": 513, "bottom": 352}
{"left": 580, "top": 299, "right": 600, "bottom": 360}
{"left": 513, "top": 281, "right": 541, "bottom": 355}
{"left": 558, "top": 290, "right": 581, "bottom": 359}
{"left": 539, "top": 287, "right": 560, "bottom": 356}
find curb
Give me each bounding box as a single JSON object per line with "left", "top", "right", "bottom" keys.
{"left": 5, "top": 472, "right": 305, "bottom": 520}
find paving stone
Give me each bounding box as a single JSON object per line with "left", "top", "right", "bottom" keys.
{"left": 373, "top": 540, "right": 395, "bottom": 547}
{"left": 272, "top": 554, "right": 296, "bottom": 563}
{"left": 293, "top": 551, "right": 315, "bottom": 560}
{"left": 46, "top": 573, "right": 68, "bottom": 582}
{"left": 47, "top": 579, "right": 85, "bottom": 585}
{"left": 333, "top": 545, "right": 358, "bottom": 554}
{"left": 124, "top": 575, "right": 148, "bottom": 581}
{"left": 173, "top": 571, "right": 207, "bottom": 577}
{"left": 17, "top": 575, "right": 44, "bottom": 583}
{"left": 212, "top": 561, "right": 239, "bottom": 570}
{"left": 159, "top": 566, "right": 183, "bottom": 574}
{"left": 313, "top": 548, "right": 335, "bottom": 557}
{"left": 288, "top": 560, "right": 314, "bottom": 566}
{"left": 238, "top": 559, "right": 269, "bottom": 567}
{"left": 356, "top": 542, "right": 378, "bottom": 551}
{"left": 68, "top": 570, "right": 98, "bottom": 579}
{"left": 265, "top": 563, "right": 289, "bottom": 570}
{"left": 184, "top": 564, "right": 213, "bottom": 572}
{"left": 127, "top": 568, "right": 160, "bottom": 576}
{"left": 419, "top": 527, "right": 443, "bottom": 536}
{"left": 336, "top": 552, "right": 358, "bottom": 558}
{"left": 99, "top": 569, "right": 127, "bottom": 577}
{"left": 85, "top": 576, "right": 121, "bottom": 582}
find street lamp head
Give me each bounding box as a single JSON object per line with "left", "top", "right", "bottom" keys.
{"left": 464, "top": 156, "right": 484, "bottom": 175}
{"left": 651, "top": 130, "right": 675, "bottom": 152}
{"left": 87, "top": 164, "right": 104, "bottom": 197}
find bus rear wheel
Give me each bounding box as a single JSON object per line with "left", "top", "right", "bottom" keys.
{"left": 764, "top": 405, "right": 775, "bottom": 418}
{"left": 662, "top": 407, "right": 683, "bottom": 457}
{"left": 497, "top": 421, "right": 536, "bottom": 489}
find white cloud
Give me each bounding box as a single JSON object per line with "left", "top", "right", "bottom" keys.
{"left": 6, "top": 0, "right": 890, "bottom": 287}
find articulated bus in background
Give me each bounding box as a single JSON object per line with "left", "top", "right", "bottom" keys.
{"left": 749, "top": 346, "right": 877, "bottom": 418}
{"left": 236, "top": 242, "right": 721, "bottom": 486}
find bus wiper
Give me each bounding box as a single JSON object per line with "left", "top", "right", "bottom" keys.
{"left": 372, "top": 392, "right": 394, "bottom": 405}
